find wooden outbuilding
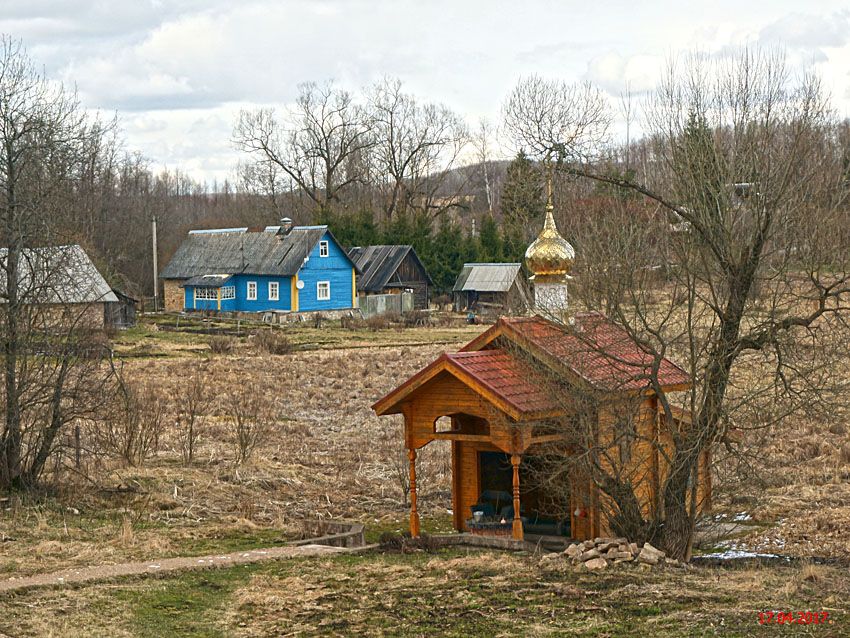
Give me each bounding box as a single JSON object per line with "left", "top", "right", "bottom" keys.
{"left": 373, "top": 313, "right": 710, "bottom": 542}
{"left": 347, "top": 245, "right": 433, "bottom": 310}
{"left": 452, "top": 263, "right": 532, "bottom": 315}
{"left": 104, "top": 289, "right": 137, "bottom": 329}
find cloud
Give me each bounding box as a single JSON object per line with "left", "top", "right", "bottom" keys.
{"left": 584, "top": 51, "right": 664, "bottom": 96}
{"left": 759, "top": 11, "right": 850, "bottom": 49}
{"left": 4, "top": 0, "right": 850, "bottom": 181}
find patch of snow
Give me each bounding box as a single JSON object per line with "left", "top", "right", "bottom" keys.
{"left": 733, "top": 512, "right": 752, "bottom": 522}
{"left": 700, "top": 549, "right": 782, "bottom": 560}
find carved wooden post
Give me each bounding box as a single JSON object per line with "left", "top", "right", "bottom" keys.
{"left": 408, "top": 448, "right": 420, "bottom": 537}
{"left": 510, "top": 454, "right": 523, "bottom": 540}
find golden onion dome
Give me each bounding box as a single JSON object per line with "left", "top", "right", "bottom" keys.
{"left": 525, "top": 203, "right": 575, "bottom": 278}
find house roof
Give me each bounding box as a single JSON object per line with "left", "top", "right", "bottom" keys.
{"left": 452, "top": 263, "right": 522, "bottom": 293}
{"left": 0, "top": 245, "right": 117, "bottom": 304}
{"left": 372, "top": 349, "right": 559, "bottom": 420}
{"left": 183, "top": 274, "right": 233, "bottom": 288}
{"left": 161, "top": 226, "right": 355, "bottom": 279}
{"left": 374, "top": 311, "right": 690, "bottom": 420}
{"left": 347, "top": 245, "right": 433, "bottom": 291}
{"left": 462, "top": 313, "right": 691, "bottom": 393}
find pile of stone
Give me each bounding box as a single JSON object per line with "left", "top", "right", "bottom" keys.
{"left": 542, "top": 537, "right": 675, "bottom": 570}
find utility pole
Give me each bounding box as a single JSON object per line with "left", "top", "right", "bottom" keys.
{"left": 152, "top": 215, "right": 159, "bottom": 312}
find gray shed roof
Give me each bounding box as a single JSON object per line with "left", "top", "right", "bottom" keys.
{"left": 160, "top": 226, "right": 351, "bottom": 279}
{"left": 183, "top": 274, "right": 233, "bottom": 288}
{"left": 0, "top": 245, "right": 117, "bottom": 304}
{"left": 347, "top": 245, "right": 433, "bottom": 292}
{"left": 452, "top": 263, "right": 523, "bottom": 293}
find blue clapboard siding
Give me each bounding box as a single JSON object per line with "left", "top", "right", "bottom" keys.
{"left": 297, "top": 231, "right": 355, "bottom": 312}
{"left": 232, "top": 274, "right": 291, "bottom": 312}
{"left": 184, "top": 275, "right": 291, "bottom": 312}
{"left": 178, "top": 228, "right": 354, "bottom": 313}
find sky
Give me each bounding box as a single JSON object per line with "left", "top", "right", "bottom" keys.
{"left": 4, "top": 0, "right": 850, "bottom": 183}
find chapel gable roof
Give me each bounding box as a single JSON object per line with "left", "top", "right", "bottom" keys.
{"left": 462, "top": 313, "right": 690, "bottom": 393}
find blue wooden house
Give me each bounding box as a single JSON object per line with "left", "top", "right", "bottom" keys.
{"left": 160, "top": 221, "right": 358, "bottom": 314}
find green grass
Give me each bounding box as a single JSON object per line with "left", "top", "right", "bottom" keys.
{"left": 1, "top": 548, "right": 845, "bottom": 637}
{"left": 111, "top": 568, "right": 254, "bottom": 638}
{"left": 362, "top": 511, "right": 455, "bottom": 543}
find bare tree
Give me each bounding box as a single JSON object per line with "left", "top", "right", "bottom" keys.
{"left": 368, "top": 78, "right": 470, "bottom": 219}
{"left": 234, "top": 81, "right": 374, "bottom": 216}
{"left": 228, "top": 387, "right": 274, "bottom": 465}
{"left": 0, "top": 37, "right": 118, "bottom": 488}
{"left": 503, "top": 48, "right": 850, "bottom": 560}
{"left": 472, "top": 118, "right": 496, "bottom": 214}
{"left": 178, "top": 364, "right": 208, "bottom": 465}
{"left": 502, "top": 75, "right": 610, "bottom": 162}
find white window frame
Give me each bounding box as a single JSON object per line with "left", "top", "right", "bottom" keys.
{"left": 319, "top": 240, "right": 329, "bottom": 257}
{"left": 194, "top": 287, "right": 217, "bottom": 301}
{"left": 268, "top": 281, "right": 280, "bottom": 301}
{"left": 221, "top": 285, "right": 236, "bottom": 300}
{"left": 247, "top": 281, "right": 257, "bottom": 301}
{"left": 317, "top": 281, "right": 331, "bottom": 301}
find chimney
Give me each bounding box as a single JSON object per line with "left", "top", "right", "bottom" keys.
{"left": 278, "top": 217, "right": 293, "bottom": 236}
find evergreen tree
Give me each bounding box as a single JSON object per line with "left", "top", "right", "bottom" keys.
{"left": 478, "top": 214, "right": 503, "bottom": 262}
{"left": 429, "top": 217, "right": 466, "bottom": 293}
{"left": 501, "top": 151, "right": 544, "bottom": 253}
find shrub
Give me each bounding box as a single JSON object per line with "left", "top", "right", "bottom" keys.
{"left": 227, "top": 388, "right": 275, "bottom": 465}
{"left": 253, "top": 329, "right": 291, "bottom": 355}
{"left": 366, "top": 314, "right": 390, "bottom": 332}
{"left": 828, "top": 422, "right": 847, "bottom": 436}
{"left": 340, "top": 314, "right": 364, "bottom": 330}
{"left": 379, "top": 531, "right": 404, "bottom": 550}
{"left": 403, "top": 310, "right": 429, "bottom": 327}
{"left": 93, "top": 380, "right": 165, "bottom": 467}
{"left": 209, "top": 336, "right": 234, "bottom": 354}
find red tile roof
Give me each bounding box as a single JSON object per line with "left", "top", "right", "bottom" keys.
{"left": 373, "top": 312, "right": 690, "bottom": 420}
{"left": 445, "top": 350, "right": 558, "bottom": 415}
{"left": 463, "top": 312, "right": 690, "bottom": 392}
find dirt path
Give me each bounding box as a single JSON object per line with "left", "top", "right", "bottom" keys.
{"left": 0, "top": 543, "right": 347, "bottom": 594}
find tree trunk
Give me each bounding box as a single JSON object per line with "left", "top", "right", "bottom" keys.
{"left": 1, "top": 155, "right": 22, "bottom": 489}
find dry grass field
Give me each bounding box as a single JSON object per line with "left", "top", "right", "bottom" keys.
{"left": 0, "top": 549, "right": 847, "bottom": 637}
{"left": 0, "top": 313, "right": 848, "bottom": 636}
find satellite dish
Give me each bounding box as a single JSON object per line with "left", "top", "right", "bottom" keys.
{"left": 296, "top": 280, "right": 305, "bottom": 290}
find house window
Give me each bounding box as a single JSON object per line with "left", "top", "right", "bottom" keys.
{"left": 221, "top": 286, "right": 236, "bottom": 300}
{"left": 194, "top": 288, "right": 217, "bottom": 301}
{"left": 317, "top": 281, "right": 330, "bottom": 300}
{"left": 268, "top": 281, "right": 279, "bottom": 301}
{"left": 247, "top": 281, "right": 257, "bottom": 300}
{"left": 319, "top": 241, "right": 329, "bottom": 257}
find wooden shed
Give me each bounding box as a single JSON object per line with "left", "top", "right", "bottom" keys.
{"left": 104, "top": 289, "right": 137, "bottom": 329}
{"left": 373, "top": 313, "right": 710, "bottom": 543}
{"left": 452, "top": 263, "right": 532, "bottom": 315}
{"left": 347, "top": 245, "right": 433, "bottom": 310}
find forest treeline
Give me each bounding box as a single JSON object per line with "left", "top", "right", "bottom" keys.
{"left": 8, "top": 39, "right": 850, "bottom": 300}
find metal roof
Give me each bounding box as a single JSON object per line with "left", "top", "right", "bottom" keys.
{"left": 160, "top": 226, "right": 351, "bottom": 279}
{"left": 183, "top": 274, "right": 233, "bottom": 288}
{"left": 347, "top": 245, "right": 433, "bottom": 292}
{"left": 0, "top": 245, "right": 117, "bottom": 304}
{"left": 452, "top": 263, "right": 523, "bottom": 293}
